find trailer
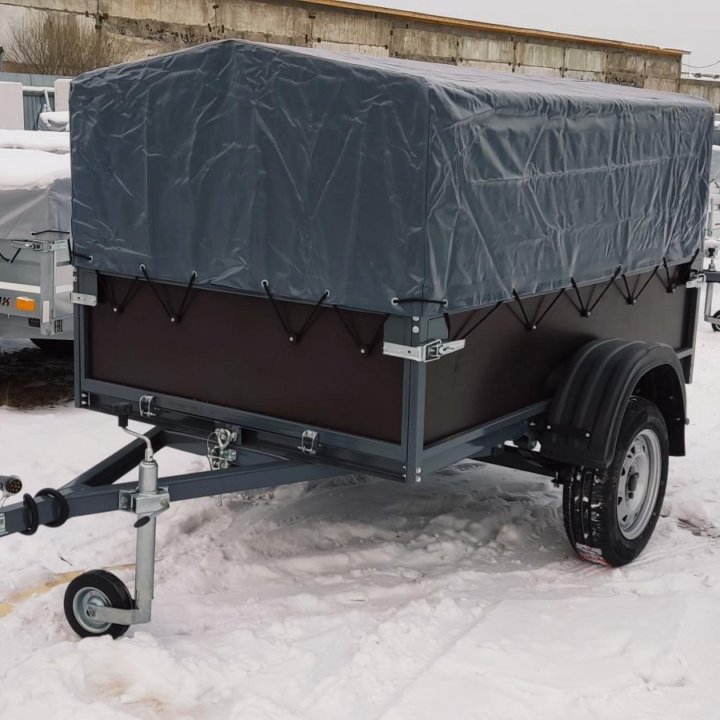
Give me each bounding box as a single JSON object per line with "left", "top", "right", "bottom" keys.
{"left": 0, "top": 40, "right": 713, "bottom": 639}
{"left": 705, "top": 145, "right": 720, "bottom": 330}
{"left": 0, "top": 129, "right": 73, "bottom": 346}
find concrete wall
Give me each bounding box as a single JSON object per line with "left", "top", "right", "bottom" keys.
{"left": 679, "top": 78, "right": 720, "bottom": 112}
{"left": 3, "top": 0, "right": 715, "bottom": 108}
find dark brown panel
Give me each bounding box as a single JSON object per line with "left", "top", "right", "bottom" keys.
{"left": 425, "top": 268, "right": 694, "bottom": 444}
{"left": 88, "top": 278, "right": 404, "bottom": 443}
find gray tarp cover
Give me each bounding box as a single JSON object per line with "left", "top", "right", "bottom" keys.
{"left": 712, "top": 146, "right": 720, "bottom": 185}
{"left": 0, "top": 149, "right": 71, "bottom": 241}
{"left": 70, "top": 40, "right": 713, "bottom": 316}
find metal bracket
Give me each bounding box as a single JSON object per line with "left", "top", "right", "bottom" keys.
{"left": 208, "top": 428, "right": 239, "bottom": 470}
{"left": 11, "top": 239, "right": 66, "bottom": 253}
{"left": 686, "top": 273, "right": 705, "bottom": 290}
{"left": 383, "top": 338, "right": 466, "bottom": 363}
{"left": 139, "top": 395, "right": 157, "bottom": 418}
{"left": 71, "top": 292, "right": 98, "bottom": 307}
{"left": 119, "top": 487, "right": 170, "bottom": 517}
{"left": 298, "top": 430, "right": 319, "bottom": 455}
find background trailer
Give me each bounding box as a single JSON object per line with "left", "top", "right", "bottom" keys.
{"left": 0, "top": 40, "right": 712, "bottom": 638}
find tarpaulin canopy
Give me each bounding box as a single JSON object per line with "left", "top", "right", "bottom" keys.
{"left": 70, "top": 40, "right": 713, "bottom": 316}
{"left": 0, "top": 147, "right": 71, "bottom": 241}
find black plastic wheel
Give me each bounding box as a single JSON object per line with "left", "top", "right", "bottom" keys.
{"left": 712, "top": 310, "right": 720, "bottom": 333}
{"left": 563, "top": 397, "right": 669, "bottom": 567}
{"left": 64, "top": 570, "right": 133, "bottom": 639}
{"left": 30, "top": 339, "right": 73, "bottom": 355}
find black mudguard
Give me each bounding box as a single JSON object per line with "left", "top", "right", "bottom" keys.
{"left": 540, "top": 339, "right": 686, "bottom": 469}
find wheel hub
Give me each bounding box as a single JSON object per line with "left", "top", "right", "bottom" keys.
{"left": 617, "top": 428, "right": 661, "bottom": 540}
{"left": 72, "top": 587, "right": 112, "bottom": 634}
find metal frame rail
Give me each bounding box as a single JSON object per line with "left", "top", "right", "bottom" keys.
{"left": 0, "top": 429, "right": 346, "bottom": 538}
{"left": 0, "top": 426, "right": 347, "bottom": 632}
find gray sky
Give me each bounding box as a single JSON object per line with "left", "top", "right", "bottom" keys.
{"left": 353, "top": 0, "right": 720, "bottom": 71}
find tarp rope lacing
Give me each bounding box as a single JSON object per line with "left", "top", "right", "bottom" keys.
{"left": 0, "top": 248, "right": 21, "bottom": 264}
{"left": 391, "top": 297, "right": 448, "bottom": 308}
{"left": 65, "top": 237, "right": 92, "bottom": 264}
{"left": 31, "top": 229, "right": 68, "bottom": 237}
{"left": 615, "top": 252, "right": 699, "bottom": 302}
{"left": 98, "top": 272, "right": 141, "bottom": 314}
{"left": 19, "top": 489, "right": 70, "bottom": 536}
{"left": 140, "top": 265, "right": 197, "bottom": 324}
{"left": 616, "top": 267, "right": 659, "bottom": 305}
{"left": 262, "top": 281, "right": 329, "bottom": 344}
{"left": 508, "top": 288, "right": 567, "bottom": 332}
{"left": 333, "top": 307, "right": 389, "bottom": 356}
{"left": 568, "top": 267, "right": 622, "bottom": 318}
{"left": 449, "top": 301, "right": 502, "bottom": 341}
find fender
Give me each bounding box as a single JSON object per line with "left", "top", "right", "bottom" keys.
{"left": 540, "top": 339, "right": 687, "bottom": 469}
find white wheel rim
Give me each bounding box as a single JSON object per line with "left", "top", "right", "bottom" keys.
{"left": 617, "top": 428, "right": 661, "bottom": 540}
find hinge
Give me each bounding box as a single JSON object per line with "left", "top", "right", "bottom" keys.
{"left": 0, "top": 514, "right": 5, "bottom": 536}
{"left": 298, "top": 429, "right": 319, "bottom": 455}
{"left": 71, "top": 292, "right": 97, "bottom": 307}
{"left": 383, "top": 338, "right": 466, "bottom": 363}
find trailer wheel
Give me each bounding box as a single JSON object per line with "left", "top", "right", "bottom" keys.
{"left": 562, "top": 397, "right": 668, "bottom": 567}
{"left": 712, "top": 310, "right": 720, "bottom": 332}
{"left": 64, "top": 570, "right": 133, "bottom": 639}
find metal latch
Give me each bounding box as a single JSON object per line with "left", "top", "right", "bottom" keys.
{"left": 208, "top": 428, "right": 239, "bottom": 470}
{"left": 119, "top": 487, "right": 170, "bottom": 517}
{"left": 11, "top": 239, "right": 66, "bottom": 253}
{"left": 383, "top": 338, "right": 466, "bottom": 363}
{"left": 298, "top": 430, "right": 319, "bottom": 455}
{"left": 71, "top": 292, "right": 98, "bottom": 307}
{"left": 139, "top": 395, "right": 157, "bottom": 418}
{"left": 686, "top": 273, "right": 705, "bottom": 290}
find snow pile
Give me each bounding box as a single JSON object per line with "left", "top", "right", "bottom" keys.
{"left": 38, "top": 111, "right": 70, "bottom": 133}
{"left": 0, "top": 148, "right": 70, "bottom": 190}
{"left": 0, "top": 319, "right": 719, "bottom": 718}
{"left": 0, "top": 129, "right": 69, "bottom": 154}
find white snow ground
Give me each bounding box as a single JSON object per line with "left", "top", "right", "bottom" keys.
{"left": 0, "top": 324, "right": 719, "bottom": 720}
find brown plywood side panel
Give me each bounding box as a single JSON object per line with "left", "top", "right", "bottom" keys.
{"left": 88, "top": 278, "right": 404, "bottom": 443}
{"left": 425, "top": 269, "right": 693, "bottom": 444}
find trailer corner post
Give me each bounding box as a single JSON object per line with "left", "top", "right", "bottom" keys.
{"left": 398, "top": 314, "right": 450, "bottom": 487}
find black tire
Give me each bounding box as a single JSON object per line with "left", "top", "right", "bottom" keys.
{"left": 64, "top": 570, "right": 133, "bottom": 639}
{"left": 712, "top": 310, "right": 720, "bottom": 332}
{"left": 563, "top": 397, "right": 668, "bottom": 567}
{"left": 30, "top": 339, "right": 73, "bottom": 355}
